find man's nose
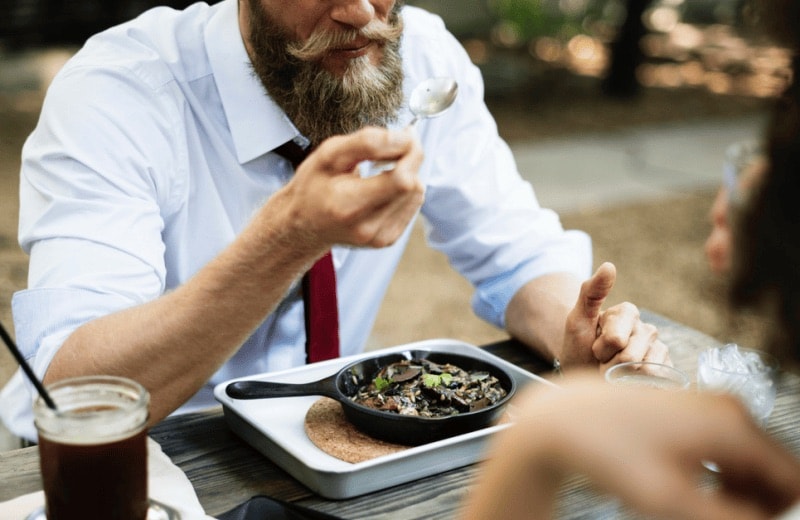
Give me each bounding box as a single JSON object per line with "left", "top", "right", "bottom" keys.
{"left": 329, "top": 0, "right": 377, "bottom": 29}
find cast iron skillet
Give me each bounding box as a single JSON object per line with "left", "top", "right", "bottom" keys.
{"left": 225, "top": 349, "right": 517, "bottom": 446}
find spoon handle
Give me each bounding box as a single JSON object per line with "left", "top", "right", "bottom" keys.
{"left": 367, "top": 118, "right": 420, "bottom": 175}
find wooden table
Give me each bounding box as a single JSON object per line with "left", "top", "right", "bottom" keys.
{"left": 3, "top": 310, "right": 800, "bottom": 519}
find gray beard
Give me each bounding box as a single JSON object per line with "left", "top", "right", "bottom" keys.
{"left": 246, "top": 4, "right": 405, "bottom": 144}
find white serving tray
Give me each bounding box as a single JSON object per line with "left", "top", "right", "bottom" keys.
{"left": 213, "top": 339, "right": 551, "bottom": 499}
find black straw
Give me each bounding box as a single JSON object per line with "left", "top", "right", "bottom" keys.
{"left": 0, "top": 320, "right": 58, "bottom": 410}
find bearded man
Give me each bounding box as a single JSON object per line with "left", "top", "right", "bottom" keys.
{"left": 1, "top": 0, "right": 668, "bottom": 440}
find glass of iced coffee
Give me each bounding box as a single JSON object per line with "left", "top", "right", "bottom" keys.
{"left": 32, "top": 375, "right": 150, "bottom": 519}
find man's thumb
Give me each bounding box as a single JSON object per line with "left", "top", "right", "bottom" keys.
{"left": 580, "top": 262, "right": 616, "bottom": 319}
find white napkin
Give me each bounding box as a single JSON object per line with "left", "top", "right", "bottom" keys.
{"left": 0, "top": 437, "right": 216, "bottom": 519}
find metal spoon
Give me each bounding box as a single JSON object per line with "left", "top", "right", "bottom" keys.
{"left": 406, "top": 76, "right": 459, "bottom": 128}
{"left": 370, "top": 77, "right": 459, "bottom": 173}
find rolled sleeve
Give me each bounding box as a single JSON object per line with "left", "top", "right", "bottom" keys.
{"left": 13, "top": 287, "right": 138, "bottom": 361}
{"left": 1, "top": 287, "right": 139, "bottom": 440}
{"left": 471, "top": 230, "right": 592, "bottom": 328}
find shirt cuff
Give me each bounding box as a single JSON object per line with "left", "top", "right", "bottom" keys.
{"left": 471, "top": 230, "right": 592, "bottom": 328}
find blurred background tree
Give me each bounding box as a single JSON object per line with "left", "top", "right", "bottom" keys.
{"left": 602, "top": 0, "right": 651, "bottom": 98}
{"left": 0, "top": 0, "right": 790, "bottom": 102}
{"left": 408, "top": 0, "right": 788, "bottom": 100}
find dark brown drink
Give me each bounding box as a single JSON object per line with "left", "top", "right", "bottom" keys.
{"left": 38, "top": 427, "right": 148, "bottom": 519}
{"left": 33, "top": 376, "right": 150, "bottom": 520}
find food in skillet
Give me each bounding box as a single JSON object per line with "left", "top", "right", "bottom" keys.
{"left": 351, "top": 358, "right": 508, "bottom": 417}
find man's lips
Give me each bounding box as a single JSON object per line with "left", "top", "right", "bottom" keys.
{"left": 328, "top": 40, "right": 374, "bottom": 59}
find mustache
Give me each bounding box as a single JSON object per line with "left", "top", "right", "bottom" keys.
{"left": 287, "top": 18, "right": 403, "bottom": 61}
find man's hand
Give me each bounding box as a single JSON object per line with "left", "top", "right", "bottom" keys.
{"left": 560, "top": 262, "right": 670, "bottom": 370}
{"left": 276, "top": 126, "right": 425, "bottom": 255}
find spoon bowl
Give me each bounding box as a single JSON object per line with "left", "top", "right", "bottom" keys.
{"left": 369, "top": 77, "right": 459, "bottom": 173}
{"left": 407, "top": 77, "right": 459, "bottom": 125}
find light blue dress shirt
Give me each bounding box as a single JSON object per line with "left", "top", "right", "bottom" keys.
{"left": 1, "top": 0, "right": 591, "bottom": 439}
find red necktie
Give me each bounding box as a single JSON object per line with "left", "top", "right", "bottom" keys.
{"left": 273, "top": 140, "right": 340, "bottom": 363}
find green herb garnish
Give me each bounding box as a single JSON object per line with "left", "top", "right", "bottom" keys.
{"left": 373, "top": 376, "right": 391, "bottom": 392}
{"left": 422, "top": 373, "right": 440, "bottom": 388}
{"left": 423, "top": 372, "right": 453, "bottom": 388}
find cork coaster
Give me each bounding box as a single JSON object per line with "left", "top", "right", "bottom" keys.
{"left": 304, "top": 397, "right": 408, "bottom": 463}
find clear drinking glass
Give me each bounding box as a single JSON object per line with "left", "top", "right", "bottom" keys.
{"left": 32, "top": 375, "right": 150, "bottom": 520}
{"left": 696, "top": 344, "right": 778, "bottom": 473}
{"left": 605, "top": 361, "right": 691, "bottom": 391}
{"left": 697, "top": 344, "right": 778, "bottom": 426}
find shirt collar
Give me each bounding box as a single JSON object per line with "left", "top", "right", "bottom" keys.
{"left": 205, "top": 0, "right": 297, "bottom": 164}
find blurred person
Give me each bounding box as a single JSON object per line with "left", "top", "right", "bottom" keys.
{"left": 465, "top": 3, "right": 800, "bottom": 518}
{"left": 705, "top": 144, "right": 767, "bottom": 275}
{"left": 729, "top": 1, "right": 800, "bottom": 367}
{"left": 0, "top": 0, "right": 667, "bottom": 440}
{"left": 704, "top": 0, "right": 797, "bottom": 277}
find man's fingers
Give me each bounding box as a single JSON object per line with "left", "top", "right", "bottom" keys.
{"left": 353, "top": 176, "right": 425, "bottom": 248}
{"left": 579, "top": 262, "right": 616, "bottom": 320}
{"left": 316, "top": 126, "right": 417, "bottom": 172}
{"left": 298, "top": 126, "right": 424, "bottom": 248}
{"left": 643, "top": 339, "right": 671, "bottom": 365}
{"left": 592, "top": 306, "right": 639, "bottom": 363}
{"left": 595, "top": 319, "right": 661, "bottom": 366}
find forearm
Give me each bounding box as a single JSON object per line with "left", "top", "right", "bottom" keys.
{"left": 44, "top": 194, "right": 325, "bottom": 425}
{"left": 504, "top": 272, "right": 581, "bottom": 362}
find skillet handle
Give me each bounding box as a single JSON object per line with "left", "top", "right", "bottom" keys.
{"left": 225, "top": 374, "right": 339, "bottom": 400}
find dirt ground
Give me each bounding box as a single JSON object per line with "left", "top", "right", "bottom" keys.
{"left": 0, "top": 65, "right": 774, "bottom": 389}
